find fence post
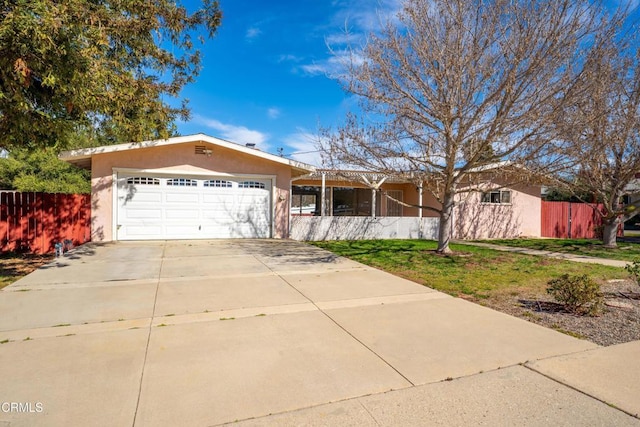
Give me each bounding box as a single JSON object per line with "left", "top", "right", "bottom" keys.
{"left": 568, "top": 202, "right": 572, "bottom": 239}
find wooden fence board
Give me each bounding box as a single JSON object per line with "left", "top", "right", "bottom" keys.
{"left": 541, "top": 201, "right": 622, "bottom": 239}
{"left": 0, "top": 192, "right": 91, "bottom": 254}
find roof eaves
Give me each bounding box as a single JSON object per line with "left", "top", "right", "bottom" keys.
{"left": 59, "top": 133, "right": 316, "bottom": 173}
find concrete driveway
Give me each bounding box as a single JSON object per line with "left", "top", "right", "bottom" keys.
{"left": 0, "top": 240, "right": 638, "bottom": 426}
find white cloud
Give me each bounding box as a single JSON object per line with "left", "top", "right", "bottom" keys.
{"left": 299, "top": 50, "right": 365, "bottom": 78}
{"left": 298, "top": 0, "right": 400, "bottom": 78}
{"left": 267, "top": 107, "right": 281, "bottom": 119}
{"left": 191, "top": 115, "right": 270, "bottom": 150}
{"left": 245, "top": 27, "right": 262, "bottom": 41}
{"left": 278, "top": 54, "right": 303, "bottom": 63}
{"left": 300, "top": 63, "right": 330, "bottom": 76}
{"left": 328, "top": 0, "right": 402, "bottom": 35}
{"left": 283, "top": 131, "right": 324, "bottom": 166}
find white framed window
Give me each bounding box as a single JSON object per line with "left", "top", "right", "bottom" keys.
{"left": 239, "top": 181, "right": 265, "bottom": 189}
{"left": 166, "top": 178, "right": 197, "bottom": 187}
{"left": 126, "top": 177, "right": 160, "bottom": 186}
{"left": 481, "top": 190, "right": 511, "bottom": 204}
{"left": 204, "top": 179, "right": 232, "bottom": 188}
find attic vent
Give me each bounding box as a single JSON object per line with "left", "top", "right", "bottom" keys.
{"left": 195, "top": 145, "right": 207, "bottom": 154}
{"left": 245, "top": 143, "right": 256, "bottom": 149}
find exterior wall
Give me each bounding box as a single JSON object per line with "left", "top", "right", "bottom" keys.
{"left": 453, "top": 183, "right": 541, "bottom": 239}
{"left": 91, "top": 142, "right": 293, "bottom": 241}
{"left": 290, "top": 216, "right": 439, "bottom": 241}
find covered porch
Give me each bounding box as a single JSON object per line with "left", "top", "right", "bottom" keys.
{"left": 289, "top": 170, "right": 440, "bottom": 241}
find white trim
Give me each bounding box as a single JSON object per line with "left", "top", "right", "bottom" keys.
{"left": 271, "top": 181, "right": 277, "bottom": 239}
{"left": 112, "top": 167, "right": 274, "bottom": 181}
{"left": 112, "top": 169, "right": 118, "bottom": 241}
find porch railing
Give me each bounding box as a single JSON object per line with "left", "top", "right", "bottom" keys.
{"left": 290, "top": 216, "right": 439, "bottom": 241}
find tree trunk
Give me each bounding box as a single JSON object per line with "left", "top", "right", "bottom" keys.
{"left": 602, "top": 219, "right": 619, "bottom": 248}
{"left": 437, "top": 191, "right": 455, "bottom": 254}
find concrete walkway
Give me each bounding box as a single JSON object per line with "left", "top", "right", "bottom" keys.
{"left": 0, "top": 240, "right": 638, "bottom": 426}
{"left": 455, "top": 240, "right": 631, "bottom": 267}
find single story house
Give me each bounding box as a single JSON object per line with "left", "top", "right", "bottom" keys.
{"left": 60, "top": 134, "right": 541, "bottom": 242}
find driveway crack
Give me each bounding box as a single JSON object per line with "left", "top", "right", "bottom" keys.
{"left": 131, "top": 241, "right": 166, "bottom": 427}
{"left": 253, "top": 255, "right": 415, "bottom": 388}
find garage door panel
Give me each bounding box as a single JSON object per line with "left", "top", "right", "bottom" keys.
{"left": 117, "top": 174, "right": 272, "bottom": 240}
{"left": 125, "top": 225, "right": 163, "bottom": 236}
{"left": 201, "top": 210, "right": 236, "bottom": 222}
{"left": 165, "top": 209, "right": 200, "bottom": 220}
{"left": 124, "top": 208, "right": 162, "bottom": 219}
{"left": 122, "top": 191, "right": 163, "bottom": 204}
{"left": 164, "top": 225, "right": 202, "bottom": 237}
{"left": 165, "top": 193, "right": 199, "bottom": 203}
{"left": 202, "top": 193, "right": 235, "bottom": 204}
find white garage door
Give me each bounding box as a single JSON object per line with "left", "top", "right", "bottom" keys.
{"left": 116, "top": 174, "right": 272, "bottom": 240}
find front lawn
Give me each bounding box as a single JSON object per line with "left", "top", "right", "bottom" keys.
{"left": 475, "top": 238, "right": 640, "bottom": 262}
{"left": 312, "top": 239, "right": 626, "bottom": 299}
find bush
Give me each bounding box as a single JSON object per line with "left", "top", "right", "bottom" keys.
{"left": 625, "top": 258, "right": 640, "bottom": 287}
{"left": 546, "top": 274, "right": 603, "bottom": 315}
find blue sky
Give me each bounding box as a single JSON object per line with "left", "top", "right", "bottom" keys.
{"left": 176, "top": 0, "right": 402, "bottom": 165}
{"left": 175, "top": 0, "right": 638, "bottom": 166}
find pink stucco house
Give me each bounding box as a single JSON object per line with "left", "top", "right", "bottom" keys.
{"left": 60, "top": 134, "right": 541, "bottom": 242}
{"left": 60, "top": 134, "right": 313, "bottom": 241}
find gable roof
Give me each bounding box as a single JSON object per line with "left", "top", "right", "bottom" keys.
{"left": 59, "top": 133, "right": 315, "bottom": 175}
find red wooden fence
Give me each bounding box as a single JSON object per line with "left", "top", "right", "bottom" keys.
{"left": 0, "top": 192, "right": 91, "bottom": 255}
{"left": 541, "top": 201, "right": 621, "bottom": 239}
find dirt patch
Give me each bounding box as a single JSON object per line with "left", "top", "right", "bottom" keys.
{"left": 0, "top": 254, "right": 54, "bottom": 289}
{"left": 479, "top": 279, "right": 640, "bottom": 346}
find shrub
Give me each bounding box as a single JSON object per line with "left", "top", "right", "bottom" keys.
{"left": 625, "top": 258, "right": 640, "bottom": 287}
{"left": 546, "top": 274, "right": 603, "bottom": 315}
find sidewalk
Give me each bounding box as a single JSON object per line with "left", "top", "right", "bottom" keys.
{"left": 456, "top": 240, "right": 630, "bottom": 267}
{"left": 235, "top": 342, "right": 640, "bottom": 425}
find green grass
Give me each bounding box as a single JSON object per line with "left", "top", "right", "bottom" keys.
{"left": 311, "top": 239, "right": 627, "bottom": 299}
{"left": 477, "top": 238, "right": 640, "bottom": 262}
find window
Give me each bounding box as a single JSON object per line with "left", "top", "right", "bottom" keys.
{"left": 291, "top": 186, "right": 321, "bottom": 215}
{"left": 239, "top": 181, "right": 265, "bottom": 189}
{"left": 126, "top": 177, "right": 160, "bottom": 186}
{"left": 386, "top": 190, "right": 403, "bottom": 216}
{"left": 166, "top": 178, "right": 197, "bottom": 187}
{"left": 204, "top": 179, "right": 232, "bottom": 188}
{"left": 481, "top": 190, "right": 511, "bottom": 204}
{"left": 333, "top": 187, "right": 372, "bottom": 216}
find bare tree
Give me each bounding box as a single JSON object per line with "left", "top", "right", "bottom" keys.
{"left": 554, "top": 29, "right": 640, "bottom": 248}
{"left": 320, "top": 0, "right": 619, "bottom": 253}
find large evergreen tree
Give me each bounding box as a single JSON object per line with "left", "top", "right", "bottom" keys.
{"left": 0, "top": 0, "right": 222, "bottom": 150}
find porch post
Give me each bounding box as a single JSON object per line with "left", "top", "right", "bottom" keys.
{"left": 371, "top": 188, "right": 376, "bottom": 218}
{"left": 321, "top": 173, "right": 326, "bottom": 217}
{"left": 418, "top": 184, "right": 423, "bottom": 219}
